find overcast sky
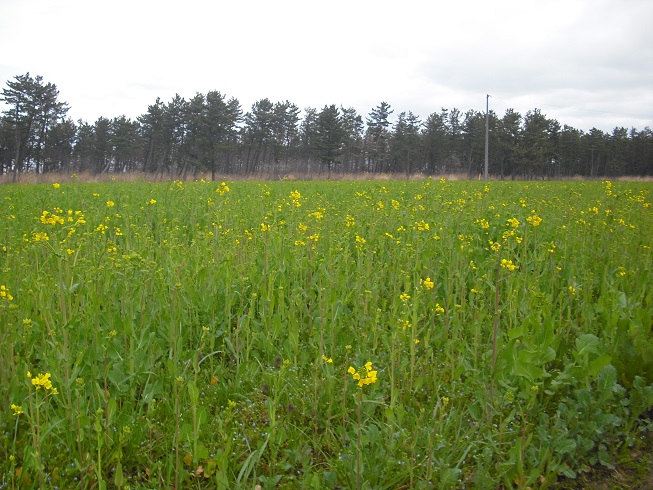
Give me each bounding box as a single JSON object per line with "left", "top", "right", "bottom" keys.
{"left": 1, "top": 0, "right": 652, "bottom": 133}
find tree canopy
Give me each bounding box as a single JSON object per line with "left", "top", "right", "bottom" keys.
{"left": 1, "top": 73, "right": 652, "bottom": 179}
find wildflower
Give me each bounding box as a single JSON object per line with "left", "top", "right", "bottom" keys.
{"left": 216, "top": 182, "right": 230, "bottom": 195}
{"left": 476, "top": 218, "right": 490, "bottom": 229}
{"left": 435, "top": 303, "right": 445, "bottom": 314}
{"left": 10, "top": 404, "right": 23, "bottom": 416}
{"left": 322, "top": 354, "right": 333, "bottom": 364}
{"left": 500, "top": 259, "right": 517, "bottom": 271}
{"left": 106, "top": 200, "right": 115, "bottom": 208}
{"left": 400, "top": 293, "right": 411, "bottom": 303}
{"left": 348, "top": 362, "right": 378, "bottom": 387}
{"left": 526, "top": 215, "right": 543, "bottom": 227}
{"left": 260, "top": 223, "right": 270, "bottom": 232}
{"left": 415, "top": 220, "right": 430, "bottom": 231}
{"left": 147, "top": 199, "right": 157, "bottom": 205}
{"left": 421, "top": 277, "right": 435, "bottom": 290}
{"left": 568, "top": 285, "right": 576, "bottom": 295}
{"left": 489, "top": 240, "right": 501, "bottom": 252}
{"left": 29, "top": 372, "right": 57, "bottom": 392}
{"left": 441, "top": 396, "right": 450, "bottom": 407}
{"left": 0, "top": 285, "right": 13, "bottom": 301}
{"left": 506, "top": 217, "right": 520, "bottom": 228}
{"left": 52, "top": 182, "right": 60, "bottom": 189}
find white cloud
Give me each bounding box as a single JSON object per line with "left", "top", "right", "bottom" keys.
{"left": 1, "top": 0, "right": 651, "bottom": 131}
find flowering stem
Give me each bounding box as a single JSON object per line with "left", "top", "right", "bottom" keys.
{"left": 490, "top": 259, "right": 501, "bottom": 410}
{"left": 356, "top": 389, "right": 362, "bottom": 490}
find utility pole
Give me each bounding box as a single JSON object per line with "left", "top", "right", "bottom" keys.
{"left": 484, "top": 94, "right": 491, "bottom": 180}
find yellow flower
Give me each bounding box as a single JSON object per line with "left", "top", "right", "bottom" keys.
{"left": 526, "top": 214, "right": 542, "bottom": 227}
{"left": 422, "top": 277, "right": 434, "bottom": 290}
{"left": 10, "top": 403, "right": 23, "bottom": 415}
{"left": 0, "top": 285, "right": 13, "bottom": 301}
{"left": 500, "top": 259, "right": 517, "bottom": 271}
{"left": 506, "top": 217, "right": 520, "bottom": 228}
{"left": 52, "top": 182, "right": 60, "bottom": 189}
{"left": 106, "top": 200, "right": 115, "bottom": 208}
{"left": 349, "top": 362, "right": 378, "bottom": 387}
{"left": 30, "top": 372, "right": 56, "bottom": 392}
{"left": 435, "top": 303, "right": 445, "bottom": 314}
{"left": 400, "top": 293, "right": 411, "bottom": 303}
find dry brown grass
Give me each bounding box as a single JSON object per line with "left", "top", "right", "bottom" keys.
{"left": 2, "top": 171, "right": 652, "bottom": 185}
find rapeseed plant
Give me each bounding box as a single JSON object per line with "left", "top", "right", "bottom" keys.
{"left": 348, "top": 362, "right": 378, "bottom": 387}
{"left": 0, "top": 285, "right": 13, "bottom": 301}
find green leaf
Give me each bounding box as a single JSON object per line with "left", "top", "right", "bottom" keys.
{"left": 555, "top": 438, "right": 577, "bottom": 455}
{"left": 576, "top": 334, "right": 600, "bottom": 358}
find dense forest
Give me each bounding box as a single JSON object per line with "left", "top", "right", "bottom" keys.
{"left": 1, "top": 73, "right": 652, "bottom": 180}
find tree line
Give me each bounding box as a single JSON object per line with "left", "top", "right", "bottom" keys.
{"left": 1, "top": 73, "right": 652, "bottom": 181}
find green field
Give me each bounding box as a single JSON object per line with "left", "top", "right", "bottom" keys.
{"left": 1, "top": 179, "right": 652, "bottom": 489}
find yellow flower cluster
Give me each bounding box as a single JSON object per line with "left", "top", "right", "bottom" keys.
{"left": 415, "top": 220, "right": 430, "bottom": 231}
{"left": 0, "top": 285, "right": 13, "bottom": 301}
{"left": 421, "top": 277, "right": 435, "bottom": 290}
{"left": 348, "top": 362, "right": 378, "bottom": 387}
{"left": 321, "top": 354, "right": 333, "bottom": 364}
{"left": 27, "top": 372, "right": 58, "bottom": 394}
{"left": 500, "top": 259, "right": 518, "bottom": 271}
{"left": 10, "top": 403, "right": 23, "bottom": 416}
{"left": 289, "top": 190, "right": 301, "bottom": 207}
{"left": 40, "top": 210, "right": 65, "bottom": 225}
{"left": 475, "top": 218, "right": 490, "bottom": 229}
{"left": 526, "top": 215, "right": 543, "bottom": 226}
{"left": 506, "top": 217, "right": 520, "bottom": 228}
{"left": 216, "top": 182, "right": 230, "bottom": 195}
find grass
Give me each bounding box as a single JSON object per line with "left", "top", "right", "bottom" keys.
{"left": 1, "top": 178, "right": 652, "bottom": 489}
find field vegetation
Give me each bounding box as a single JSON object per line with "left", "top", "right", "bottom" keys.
{"left": 1, "top": 178, "right": 652, "bottom": 489}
